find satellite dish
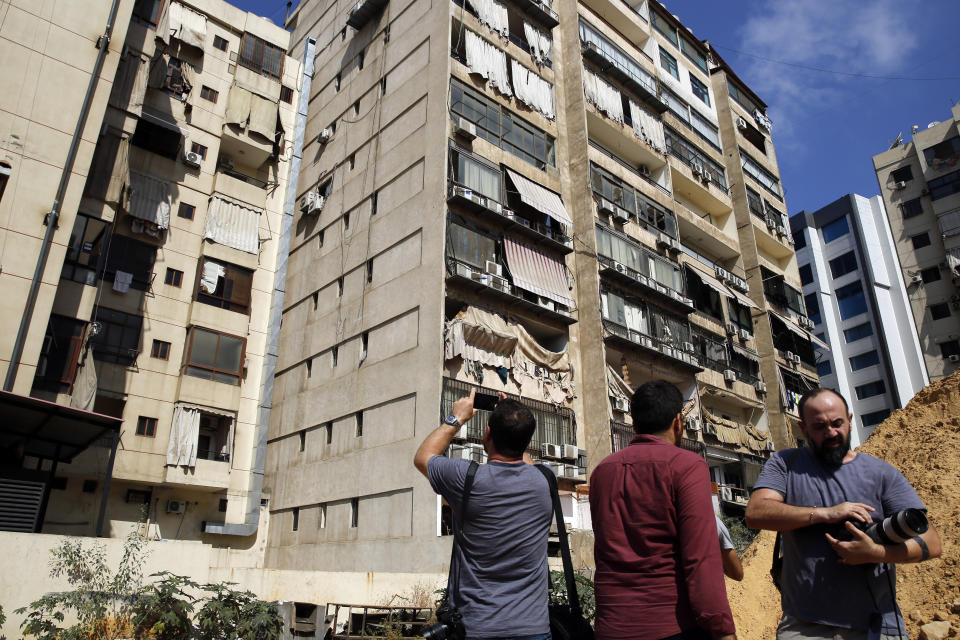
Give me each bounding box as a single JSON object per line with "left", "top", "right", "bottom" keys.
{"left": 927, "top": 121, "right": 940, "bottom": 129}
{"left": 889, "top": 132, "right": 903, "bottom": 149}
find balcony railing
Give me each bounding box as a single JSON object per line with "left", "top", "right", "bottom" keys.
{"left": 579, "top": 21, "right": 665, "bottom": 112}
{"left": 611, "top": 420, "right": 633, "bottom": 453}
{"left": 664, "top": 128, "right": 728, "bottom": 193}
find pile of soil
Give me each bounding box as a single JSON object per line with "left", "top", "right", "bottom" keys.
{"left": 728, "top": 371, "right": 960, "bottom": 639}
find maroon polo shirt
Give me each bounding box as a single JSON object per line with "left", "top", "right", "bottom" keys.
{"left": 590, "top": 434, "right": 735, "bottom": 640}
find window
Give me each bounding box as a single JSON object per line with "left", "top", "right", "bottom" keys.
{"left": 928, "top": 170, "right": 960, "bottom": 201}
{"left": 862, "top": 409, "right": 891, "bottom": 427}
{"left": 355, "top": 412, "right": 363, "bottom": 437}
{"left": 450, "top": 78, "right": 555, "bottom": 170}
{"left": 685, "top": 268, "right": 722, "bottom": 320}
{"left": 33, "top": 315, "right": 86, "bottom": 392}
{"left": 299, "top": 431, "right": 306, "bottom": 452}
{"left": 855, "top": 380, "right": 886, "bottom": 400}
{"left": 213, "top": 34, "right": 229, "bottom": 52}
{"left": 132, "top": 0, "right": 163, "bottom": 25}
{"left": 0, "top": 161, "right": 9, "bottom": 203}
{"left": 319, "top": 504, "right": 326, "bottom": 529}
{"left": 659, "top": 47, "right": 678, "bottom": 79}
{"left": 165, "top": 268, "right": 182, "bottom": 287}
{"left": 280, "top": 85, "right": 294, "bottom": 103}
{"left": 911, "top": 232, "right": 931, "bottom": 250}
{"left": 450, "top": 146, "right": 502, "bottom": 201}
{"left": 136, "top": 416, "right": 157, "bottom": 437}
{"left": 62, "top": 214, "right": 110, "bottom": 286}
{"left": 836, "top": 281, "right": 867, "bottom": 319}
{"left": 350, "top": 497, "right": 359, "bottom": 528}
{"left": 891, "top": 166, "right": 913, "bottom": 183}
{"left": 238, "top": 33, "right": 284, "bottom": 79}
{"left": 103, "top": 234, "right": 157, "bottom": 291}
{"left": 793, "top": 228, "right": 807, "bottom": 250}
{"left": 447, "top": 222, "right": 497, "bottom": 270}
{"left": 799, "top": 264, "right": 813, "bottom": 286}
{"left": 190, "top": 142, "right": 207, "bottom": 160}
{"left": 292, "top": 507, "right": 299, "bottom": 531}
{"left": 665, "top": 127, "right": 727, "bottom": 190}
{"left": 200, "top": 86, "right": 219, "bottom": 103}
{"left": 650, "top": 10, "right": 678, "bottom": 46}
{"left": 829, "top": 251, "right": 858, "bottom": 279}
{"left": 930, "top": 302, "right": 951, "bottom": 320}
{"left": 150, "top": 339, "right": 170, "bottom": 360}
{"left": 817, "top": 360, "right": 832, "bottom": 377}
{"left": 690, "top": 76, "right": 710, "bottom": 106}
{"left": 821, "top": 216, "right": 850, "bottom": 243}
{"left": 219, "top": 498, "right": 228, "bottom": 512}
{"left": 130, "top": 117, "right": 181, "bottom": 159}
{"left": 326, "top": 421, "right": 333, "bottom": 444}
{"left": 804, "top": 293, "right": 821, "bottom": 325}
{"left": 196, "top": 258, "right": 253, "bottom": 314}
{"left": 739, "top": 148, "right": 781, "bottom": 199}
{"left": 680, "top": 37, "right": 708, "bottom": 73}
{"left": 335, "top": 73, "right": 341, "bottom": 91}
{"left": 184, "top": 326, "right": 245, "bottom": 385}
{"left": 849, "top": 350, "right": 880, "bottom": 371}
{"left": 90, "top": 307, "right": 143, "bottom": 366}
{"left": 939, "top": 340, "right": 960, "bottom": 357}
{"left": 923, "top": 137, "right": 960, "bottom": 166}
{"left": 843, "top": 323, "right": 873, "bottom": 343}
{"left": 162, "top": 57, "right": 191, "bottom": 100}
{"left": 726, "top": 79, "right": 764, "bottom": 117}
{"left": 901, "top": 198, "right": 923, "bottom": 219}
{"left": 178, "top": 203, "right": 195, "bottom": 219}
{"left": 920, "top": 266, "right": 941, "bottom": 283}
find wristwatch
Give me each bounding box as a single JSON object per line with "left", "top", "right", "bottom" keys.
{"left": 444, "top": 414, "right": 461, "bottom": 427}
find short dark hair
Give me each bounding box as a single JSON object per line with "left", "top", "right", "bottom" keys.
{"left": 631, "top": 380, "right": 683, "bottom": 435}
{"left": 798, "top": 388, "right": 849, "bottom": 422}
{"left": 488, "top": 399, "right": 536, "bottom": 458}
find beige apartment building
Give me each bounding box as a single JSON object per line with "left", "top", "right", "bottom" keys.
{"left": 0, "top": 0, "right": 302, "bottom": 542}
{"left": 872, "top": 102, "right": 960, "bottom": 381}
{"left": 266, "top": 0, "right": 819, "bottom": 579}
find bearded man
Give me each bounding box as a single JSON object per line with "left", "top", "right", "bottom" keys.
{"left": 746, "top": 388, "right": 941, "bottom": 640}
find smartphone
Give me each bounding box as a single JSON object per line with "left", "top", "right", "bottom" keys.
{"left": 473, "top": 392, "right": 499, "bottom": 411}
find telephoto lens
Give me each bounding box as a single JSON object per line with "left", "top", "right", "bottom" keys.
{"left": 859, "top": 508, "right": 928, "bottom": 545}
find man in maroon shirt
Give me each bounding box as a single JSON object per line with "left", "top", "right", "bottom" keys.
{"left": 590, "top": 380, "right": 736, "bottom": 640}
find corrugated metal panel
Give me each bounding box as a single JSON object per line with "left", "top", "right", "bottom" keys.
{"left": 0, "top": 478, "right": 44, "bottom": 532}
{"left": 128, "top": 172, "right": 172, "bottom": 228}
{"left": 503, "top": 237, "right": 573, "bottom": 307}
{"left": 504, "top": 168, "right": 571, "bottom": 227}
{"left": 204, "top": 196, "right": 261, "bottom": 254}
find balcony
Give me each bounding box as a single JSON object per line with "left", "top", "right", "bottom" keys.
{"left": 579, "top": 23, "right": 665, "bottom": 113}
{"left": 585, "top": 107, "right": 668, "bottom": 181}
{"left": 664, "top": 130, "right": 732, "bottom": 216}
{"left": 512, "top": 0, "right": 559, "bottom": 29}
{"left": 598, "top": 254, "right": 694, "bottom": 312}
{"left": 163, "top": 457, "right": 230, "bottom": 490}
{"left": 602, "top": 319, "right": 703, "bottom": 372}
{"left": 674, "top": 201, "right": 739, "bottom": 261}
{"left": 581, "top": 0, "right": 650, "bottom": 50}
{"left": 346, "top": 0, "right": 389, "bottom": 29}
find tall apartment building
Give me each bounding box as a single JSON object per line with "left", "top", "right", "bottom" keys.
{"left": 791, "top": 194, "right": 928, "bottom": 447}
{"left": 1, "top": 0, "right": 301, "bottom": 540}
{"left": 873, "top": 102, "right": 960, "bottom": 382}
{"left": 266, "top": 0, "right": 818, "bottom": 579}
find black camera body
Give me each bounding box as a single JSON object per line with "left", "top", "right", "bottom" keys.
{"left": 421, "top": 601, "right": 466, "bottom": 640}
{"left": 840, "top": 508, "right": 928, "bottom": 544}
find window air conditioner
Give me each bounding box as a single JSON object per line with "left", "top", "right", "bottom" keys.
{"left": 765, "top": 216, "right": 777, "bottom": 230}
{"left": 449, "top": 445, "right": 472, "bottom": 460}
{"left": 911, "top": 274, "right": 923, "bottom": 284}
{"left": 486, "top": 275, "right": 511, "bottom": 293}
{"left": 455, "top": 263, "right": 474, "bottom": 279}
{"left": 638, "top": 164, "right": 651, "bottom": 177}
{"left": 611, "top": 396, "right": 629, "bottom": 413}
{"left": 785, "top": 351, "right": 796, "bottom": 363}
{"left": 656, "top": 235, "right": 670, "bottom": 250}
{"left": 613, "top": 207, "right": 631, "bottom": 223}
{"left": 715, "top": 266, "right": 731, "bottom": 282}
{"left": 538, "top": 297, "right": 555, "bottom": 311}
{"left": 613, "top": 261, "right": 628, "bottom": 275}
{"left": 894, "top": 181, "right": 907, "bottom": 190}
{"left": 541, "top": 443, "right": 562, "bottom": 458}
{"left": 563, "top": 465, "right": 580, "bottom": 479}
{"left": 300, "top": 190, "right": 324, "bottom": 215}
{"left": 686, "top": 417, "right": 701, "bottom": 431}
{"left": 726, "top": 322, "right": 738, "bottom": 335}
{"left": 776, "top": 224, "right": 786, "bottom": 236}
{"left": 485, "top": 260, "right": 503, "bottom": 277}
{"left": 723, "top": 369, "right": 736, "bottom": 383}
{"left": 719, "top": 486, "right": 733, "bottom": 501}
{"left": 318, "top": 128, "right": 332, "bottom": 144}
{"left": 183, "top": 150, "right": 202, "bottom": 167}
{"left": 739, "top": 328, "right": 751, "bottom": 341}
{"left": 682, "top": 341, "right": 694, "bottom": 353}
{"left": 755, "top": 381, "right": 767, "bottom": 394}
{"left": 791, "top": 353, "right": 801, "bottom": 365}
{"left": 166, "top": 500, "right": 187, "bottom": 514}
{"left": 948, "top": 354, "right": 960, "bottom": 363}
{"left": 562, "top": 444, "right": 579, "bottom": 460}
{"left": 454, "top": 117, "right": 477, "bottom": 141}
{"left": 736, "top": 116, "right": 748, "bottom": 129}
{"left": 598, "top": 198, "right": 616, "bottom": 216}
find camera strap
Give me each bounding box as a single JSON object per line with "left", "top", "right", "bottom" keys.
{"left": 447, "top": 460, "right": 479, "bottom": 609}
{"left": 534, "top": 463, "right": 583, "bottom": 618}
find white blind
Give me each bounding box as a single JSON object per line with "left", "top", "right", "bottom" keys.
{"left": 205, "top": 196, "right": 262, "bottom": 254}
{"left": 465, "top": 30, "right": 512, "bottom": 97}
{"left": 583, "top": 70, "right": 623, "bottom": 123}
{"left": 511, "top": 61, "right": 555, "bottom": 120}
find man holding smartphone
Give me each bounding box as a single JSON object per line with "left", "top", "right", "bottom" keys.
{"left": 414, "top": 389, "right": 554, "bottom": 640}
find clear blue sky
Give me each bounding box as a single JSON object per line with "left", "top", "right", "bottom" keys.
{"left": 236, "top": 0, "right": 960, "bottom": 214}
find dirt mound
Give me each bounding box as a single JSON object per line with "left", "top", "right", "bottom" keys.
{"left": 730, "top": 371, "right": 960, "bottom": 640}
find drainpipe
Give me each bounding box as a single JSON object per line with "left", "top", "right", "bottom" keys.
{"left": 3, "top": 0, "right": 124, "bottom": 393}
{"left": 204, "top": 36, "right": 316, "bottom": 536}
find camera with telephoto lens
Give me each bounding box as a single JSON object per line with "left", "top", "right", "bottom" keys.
{"left": 841, "top": 508, "right": 929, "bottom": 544}
{"left": 421, "top": 600, "right": 465, "bottom": 640}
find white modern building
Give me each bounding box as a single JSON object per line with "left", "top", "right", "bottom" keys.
{"left": 790, "top": 194, "right": 928, "bottom": 446}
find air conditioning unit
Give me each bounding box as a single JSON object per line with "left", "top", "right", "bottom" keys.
{"left": 739, "top": 328, "right": 751, "bottom": 341}
{"left": 455, "top": 263, "right": 474, "bottom": 279}
{"left": 948, "top": 354, "right": 960, "bottom": 363}
{"left": 486, "top": 275, "right": 511, "bottom": 293}
{"left": 765, "top": 216, "right": 777, "bottom": 230}
{"left": 485, "top": 260, "right": 502, "bottom": 277}
{"left": 562, "top": 444, "right": 579, "bottom": 460}
{"left": 719, "top": 486, "right": 733, "bottom": 501}
{"left": 166, "top": 500, "right": 187, "bottom": 514}
{"left": 682, "top": 341, "right": 694, "bottom": 353}
{"left": 613, "top": 207, "right": 631, "bottom": 223}
{"left": 911, "top": 274, "right": 923, "bottom": 284}
{"left": 736, "top": 116, "right": 748, "bottom": 129}
{"left": 726, "top": 322, "right": 738, "bottom": 335}
{"left": 598, "top": 198, "right": 616, "bottom": 216}
{"left": 638, "top": 164, "right": 651, "bottom": 177}
{"left": 755, "top": 381, "right": 767, "bottom": 394}
{"left": 541, "top": 443, "right": 562, "bottom": 458}
{"left": 318, "top": 128, "right": 332, "bottom": 144}
{"left": 723, "top": 369, "right": 736, "bottom": 383}
{"left": 791, "top": 353, "right": 802, "bottom": 365}
{"left": 611, "top": 396, "right": 629, "bottom": 413}
{"left": 562, "top": 465, "right": 580, "bottom": 479}
{"left": 715, "top": 266, "right": 731, "bottom": 282}
{"left": 776, "top": 224, "right": 786, "bottom": 236}
{"left": 183, "top": 150, "right": 202, "bottom": 167}
{"left": 731, "top": 275, "right": 749, "bottom": 292}
{"left": 894, "top": 181, "right": 907, "bottom": 190}
{"left": 686, "top": 417, "right": 701, "bottom": 431}
{"left": 454, "top": 117, "right": 477, "bottom": 140}
{"left": 299, "top": 190, "right": 325, "bottom": 215}
{"left": 785, "top": 351, "right": 796, "bottom": 363}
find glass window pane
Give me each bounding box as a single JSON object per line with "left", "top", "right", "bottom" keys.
{"left": 216, "top": 335, "right": 244, "bottom": 372}
{"left": 190, "top": 329, "right": 220, "bottom": 368}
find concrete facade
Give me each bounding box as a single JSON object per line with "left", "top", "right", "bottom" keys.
{"left": 872, "top": 103, "right": 960, "bottom": 382}
{"left": 791, "top": 194, "right": 928, "bottom": 447}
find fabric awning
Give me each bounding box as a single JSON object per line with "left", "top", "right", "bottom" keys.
{"left": 505, "top": 168, "right": 571, "bottom": 227}
{"left": 606, "top": 363, "right": 633, "bottom": 403}
{"left": 769, "top": 310, "right": 829, "bottom": 350}
{"left": 445, "top": 306, "right": 518, "bottom": 368}
{"left": 504, "top": 238, "right": 573, "bottom": 307}
{"left": 686, "top": 262, "right": 729, "bottom": 297}
{"left": 729, "top": 342, "right": 761, "bottom": 362}
{"left": 175, "top": 402, "right": 236, "bottom": 419}
{"left": 205, "top": 196, "right": 262, "bottom": 254}
{"left": 158, "top": 1, "right": 207, "bottom": 47}
{"left": 725, "top": 285, "right": 759, "bottom": 310}
{"left": 128, "top": 172, "right": 172, "bottom": 229}
{"left": 140, "top": 107, "right": 185, "bottom": 135}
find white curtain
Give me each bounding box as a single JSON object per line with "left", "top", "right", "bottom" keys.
{"left": 128, "top": 172, "right": 171, "bottom": 229}
{"left": 466, "top": 0, "right": 509, "bottom": 36}
{"left": 69, "top": 345, "right": 97, "bottom": 411}
{"left": 205, "top": 196, "right": 262, "bottom": 254}
{"left": 166, "top": 405, "right": 201, "bottom": 468}
{"left": 582, "top": 70, "right": 623, "bottom": 123}
{"left": 523, "top": 22, "right": 552, "bottom": 65}
{"left": 629, "top": 100, "right": 665, "bottom": 153}
{"left": 939, "top": 210, "right": 960, "bottom": 237}
{"left": 200, "top": 260, "right": 225, "bottom": 293}
{"left": 461, "top": 156, "right": 501, "bottom": 200}
{"left": 158, "top": 1, "right": 207, "bottom": 47}
{"left": 511, "top": 61, "right": 555, "bottom": 120}
{"left": 224, "top": 84, "right": 253, "bottom": 127}
{"left": 465, "top": 30, "right": 512, "bottom": 97}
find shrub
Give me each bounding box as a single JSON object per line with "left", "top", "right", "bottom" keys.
{"left": 548, "top": 570, "right": 596, "bottom": 622}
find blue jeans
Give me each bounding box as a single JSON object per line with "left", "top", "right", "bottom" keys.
{"left": 467, "top": 634, "right": 552, "bottom": 640}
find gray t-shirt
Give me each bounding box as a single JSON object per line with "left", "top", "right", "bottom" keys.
{"left": 754, "top": 448, "right": 924, "bottom": 635}
{"left": 428, "top": 456, "right": 553, "bottom": 639}
{"left": 716, "top": 516, "right": 734, "bottom": 550}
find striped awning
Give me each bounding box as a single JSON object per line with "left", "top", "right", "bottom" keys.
{"left": 504, "top": 237, "right": 573, "bottom": 307}
{"left": 769, "top": 310, "right": 829, "bottom": 350}
{"left": 505, "top": 167, "right": 572, "bottom": 228}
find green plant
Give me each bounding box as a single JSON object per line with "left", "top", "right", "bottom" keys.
{"left": 16, "top": 525, "right": 148, "bottom": 640}
{"left": 721, "top": 514, "right": 758, "bottom": 554}
{"left": 235, "top": 598, "right": 282, "bottom": 640}
{"left": 547, "top": 570, "right": 596, "bottom": 622}
{"left": 195, "top": 582, "right": 282, "bottom": 640}
{"left": 131, "top": 572, "right": 197, "bottom": 640}
{"left": 1, "top": 603, "right": 7, "bottom": 640}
